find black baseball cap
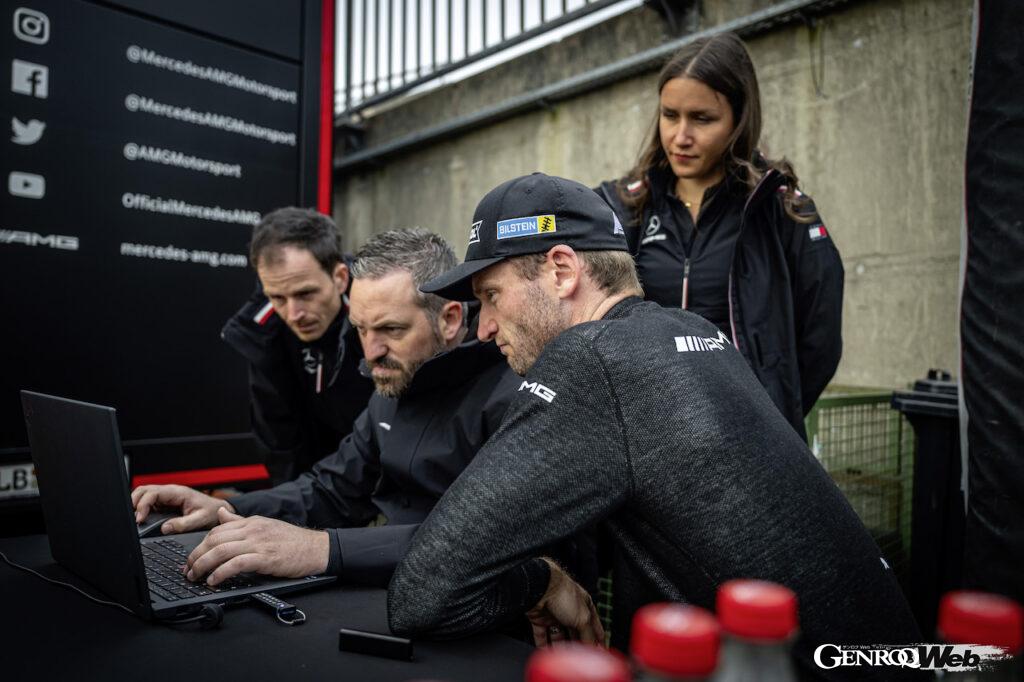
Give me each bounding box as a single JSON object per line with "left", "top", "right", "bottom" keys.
{"left": 420, "top": 173, "right": 628, "bottom": 301}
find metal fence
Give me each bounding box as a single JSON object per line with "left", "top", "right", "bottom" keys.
{"left": 806, "top": 389, "right": 916, "bottom": 582}
{"left": 338, "top": 0, "right": 627, "bottom": 115}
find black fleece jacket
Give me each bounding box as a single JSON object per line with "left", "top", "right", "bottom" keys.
{"left": 388, "top": 298, "right": 922, "bottom": 681}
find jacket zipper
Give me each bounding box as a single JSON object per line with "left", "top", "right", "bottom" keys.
{"left": 315, "top": 350, "right": 324, "bottom": 394}
{"left": 679, "top": 205, "right": 698, "bottom": 311}
{"left": 681, "top": 257, "right": 691, "bottom": 310}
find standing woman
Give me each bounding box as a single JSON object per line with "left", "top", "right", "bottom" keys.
{"left": 596, "top": 33, "right": 844, "bottom": 440}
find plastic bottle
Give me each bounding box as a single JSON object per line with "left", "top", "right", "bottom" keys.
{"left": 710, "top": 579, "right": 799, "bottom": 682}
{"left": 938, "top": 590, "right": 1023, "bottom": 681}
{"left": 631, "top": 602, "right": 720, "bottom": 681}
{"left": 526, "top": 642, "right": 632, "bottom": 682}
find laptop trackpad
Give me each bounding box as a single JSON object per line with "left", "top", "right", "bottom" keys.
{"left": 137, "top": 510, "right": 182, "bottom": 538}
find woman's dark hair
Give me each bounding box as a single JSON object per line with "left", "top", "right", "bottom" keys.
{"left": 621, "top": 33, "right": 810, "bottom": 222}
{"left": 249, "top": 207, "right": 343, "bottom": 273}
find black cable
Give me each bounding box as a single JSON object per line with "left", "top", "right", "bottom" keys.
{"left": 0, "top": 548, "right": 224, "bottom": 628}
{"left": 0, "top": 548, "right": 135, "bottom": 616}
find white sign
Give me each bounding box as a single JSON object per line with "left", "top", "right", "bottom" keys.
{"left": 0, "top": 461, "right": 38, "bottom": 500}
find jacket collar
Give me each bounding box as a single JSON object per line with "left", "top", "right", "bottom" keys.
{"left": 742, "top": 167, "right": 785, "bottom": 219}
{"left": 647, "top": 165, "right": 747, "bottom": 212}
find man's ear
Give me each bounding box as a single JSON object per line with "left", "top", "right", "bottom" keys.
{"left": 547, "top": 246, "right": 581, "bottom": 300}
{"left": 437, "top": 300, "right": 464, "bottom": 344}
{"left": 332, "top": 262, "right": 350, "bottom": 293}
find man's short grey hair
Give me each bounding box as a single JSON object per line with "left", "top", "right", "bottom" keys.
{"left": 351, "top": 228, "right": 459, "bottom": 318}
{"left": 511, "top": 249, "right": 643, "bottom": 296}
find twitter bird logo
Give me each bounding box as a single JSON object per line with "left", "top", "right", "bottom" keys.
{"left": 12, "top": 118, "right": 46, "bottom": 145}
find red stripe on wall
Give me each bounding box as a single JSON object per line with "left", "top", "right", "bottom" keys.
{"left": 131, "top": 464, "right": 269, "bottom": 489}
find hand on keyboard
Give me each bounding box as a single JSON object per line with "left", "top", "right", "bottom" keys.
{"left": 183, "top": 507, "right": 330, "bottom": 587}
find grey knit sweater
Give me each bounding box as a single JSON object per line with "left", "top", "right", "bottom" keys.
{"left": 388, "top": 297, "right": 923, "bottom": 680}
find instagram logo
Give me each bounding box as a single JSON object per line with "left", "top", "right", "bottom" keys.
{"left": 13, "top": 7, "right": 50, "bottom": 45}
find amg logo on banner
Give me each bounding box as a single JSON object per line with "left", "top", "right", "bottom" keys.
{"left": 0, "top": 230, "right": 79, "bottom": 251}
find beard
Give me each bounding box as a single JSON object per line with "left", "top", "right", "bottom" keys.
{"left": 369, "top": 324, "right": 447, "bottom": 399}
{"left": 504, "top": 283, "right": 571, "bottom": 376}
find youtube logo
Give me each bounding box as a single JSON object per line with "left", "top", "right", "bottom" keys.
{"left": 8, "top": 171, "right": 46, "bottom": 199}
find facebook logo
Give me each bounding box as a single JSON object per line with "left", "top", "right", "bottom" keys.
{"left": 11, "top": 59, "right": 49, "bottom": 98}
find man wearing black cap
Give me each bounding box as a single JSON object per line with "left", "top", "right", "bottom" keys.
{"left": 387, "top": 174, "right": 925, "bottom": 680}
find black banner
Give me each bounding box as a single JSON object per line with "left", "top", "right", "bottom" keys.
{"left": 1, "top": 1, "right": 321, "bottom": 474}
{"left": 961, "top": 0, "right": 1024, "bottom": 604}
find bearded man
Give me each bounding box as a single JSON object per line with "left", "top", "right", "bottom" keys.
{"left": 133, "top": 229, "right": 518, "bottom": 586}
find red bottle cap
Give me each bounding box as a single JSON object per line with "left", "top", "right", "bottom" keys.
{"left": 631, "top": 603, "right": 720, "bottom": 677}
{"left": 717, "top": 580, "right": 798, "bottom": 641}
{"left": 938, "top": 591, "right": 1024, "bottom": 653}
{"left": 525, "top": 643, "right": 631, "bottom": 682}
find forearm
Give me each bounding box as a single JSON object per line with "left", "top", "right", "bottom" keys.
{"left": 324, "top": 524, "right": 420, "bottom": 587}
{"left": 230, "top": 475, "right": 319, "bottom": 526}
{"left": 236, "top": 414, "right": 382, "bottom": 528}
{"left": 389, "top": 554, "right": 552, "bottom": 639}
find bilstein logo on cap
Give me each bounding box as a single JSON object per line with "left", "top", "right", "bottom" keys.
{"left": 496, "top": 214, "right": 556, "bottom": 240}
{"left": 468, "top": 220, "right": 481, "bottom": 245}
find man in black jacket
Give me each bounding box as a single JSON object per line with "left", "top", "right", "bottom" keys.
{"left": 221, "top": 207, "right": 374, "bottom": 484}
{"left": 133, "top": 229, "right": 519, "bottom": 586}
{"left": 390, "top": 175, "right": 923, "bottom": 681}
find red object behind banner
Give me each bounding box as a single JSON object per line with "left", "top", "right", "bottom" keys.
{"left": 318, "top": 0, "right": 335, "bottom": 214}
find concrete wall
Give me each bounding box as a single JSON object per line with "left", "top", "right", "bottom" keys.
{"left": 335, "top": 0, "right": 972, "bottom": 389}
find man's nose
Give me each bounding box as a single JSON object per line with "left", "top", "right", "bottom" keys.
{"left": 362, "top": 333, "right": 388, "bottom": 361}
{"left": 477, "top": 313, "right": 497, "bottom": 343}
{"left": 286, "top": 300, "right": 305, "bottom": 321}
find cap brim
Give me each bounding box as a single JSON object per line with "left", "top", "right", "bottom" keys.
{"left": 419, "top": 256, "right": 506, "bottom": 301}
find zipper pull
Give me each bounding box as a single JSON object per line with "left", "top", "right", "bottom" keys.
{"left": 681, "top": 257, "right": 691, "bottom": 310}
{"left": 315, "top": 350, "right": 324, "bottom": 394}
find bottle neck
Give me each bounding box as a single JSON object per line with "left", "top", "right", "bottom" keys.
{"left": 712, "top": 636, "right": 798, "bottom": 682}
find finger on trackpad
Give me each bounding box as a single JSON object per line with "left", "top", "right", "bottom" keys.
{"left": 138, "top": 510, "right": 180, "bottom": 537}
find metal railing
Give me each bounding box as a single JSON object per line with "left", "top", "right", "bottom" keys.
{"left": 338, "top": 0, "right": 626, "bottom": 116}
{"left": 335, "top": 0, "right": 855, "bottom": 172}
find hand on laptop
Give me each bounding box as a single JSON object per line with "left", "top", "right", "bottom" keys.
{"left": 132, "top": 484, "right": 235, "bottom": 533}
{"left": 184, "top": 507, "right": 330, "bottom": 586}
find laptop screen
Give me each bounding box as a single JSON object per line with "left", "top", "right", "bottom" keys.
{"left": 21, "top": 391, "right": 151, "bottom": 617}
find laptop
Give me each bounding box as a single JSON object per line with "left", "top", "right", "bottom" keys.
{"left": 20, "top": 390, "right": 335, "bottom": 620}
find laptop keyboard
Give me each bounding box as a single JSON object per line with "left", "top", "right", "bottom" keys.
{"left": 142, "top": 538, "right": 255, "bottom": 602}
